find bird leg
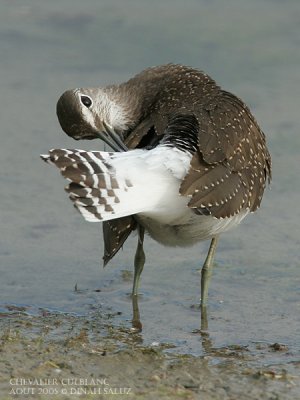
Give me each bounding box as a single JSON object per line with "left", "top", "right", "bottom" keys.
{"left": 200, "top": 236, "right": 219, "bottom": 329}
{"left": 131, "top": 225, "right": 145, "bottom": 331}
{"left": 132, "top": 225, "right": 145, "bottom": 296}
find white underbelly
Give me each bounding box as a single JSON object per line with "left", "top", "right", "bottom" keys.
{"left": 137, "top": 208, "right": 249, "bottom": 247}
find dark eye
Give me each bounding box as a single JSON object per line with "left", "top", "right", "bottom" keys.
{"left": 80, "top": 95, "right": 93, "bottom": 108}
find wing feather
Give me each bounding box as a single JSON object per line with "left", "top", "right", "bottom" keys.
{"left": 180, "top": 91, "right": 271, "bottom": 218}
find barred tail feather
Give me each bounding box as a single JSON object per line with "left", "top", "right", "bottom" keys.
{"left": 41, "top": 148, "right": 159, "bottom": 222}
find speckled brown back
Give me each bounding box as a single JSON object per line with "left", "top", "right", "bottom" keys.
{"left": 180, "top": 91, "right": 271, "bottom": 218}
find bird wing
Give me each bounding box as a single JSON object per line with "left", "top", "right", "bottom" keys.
{"left": 180, "top": 91, "right": 272, "bottom": 218}
{"left": 102, "top": 217, "right": 137, "bottom": 266}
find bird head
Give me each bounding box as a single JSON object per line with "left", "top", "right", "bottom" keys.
{"left": 56, "top": 88, "right": 128, "bottom": 151}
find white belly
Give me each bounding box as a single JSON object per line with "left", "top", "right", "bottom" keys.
{"left": 137, "top": 208, "right": 249, "bottom": 247}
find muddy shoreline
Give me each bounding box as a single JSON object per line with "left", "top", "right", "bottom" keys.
{"left": 0, "top": 308, "right": 298, "bottom": 400}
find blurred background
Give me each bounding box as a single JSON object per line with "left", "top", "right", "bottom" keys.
{"left": 0, "top": 0, "right": 299, "bottom": 356}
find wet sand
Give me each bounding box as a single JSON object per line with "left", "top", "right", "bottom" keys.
{"left": 0, "top": 307, "right": 299, "bottom": 400}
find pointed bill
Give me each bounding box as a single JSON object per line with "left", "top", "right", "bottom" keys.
{"left": 96, "top": 121, "right": 128, "bottom": 152}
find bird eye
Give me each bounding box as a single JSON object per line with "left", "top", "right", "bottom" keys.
{"left": 80, "top": 95, "right": 93, "bottom": 108}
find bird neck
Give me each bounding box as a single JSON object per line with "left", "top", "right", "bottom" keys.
{"left": 103, "top": 71, "right": 168, "bottom": 135}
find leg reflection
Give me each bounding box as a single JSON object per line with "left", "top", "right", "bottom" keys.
{"left": 200, "top": 305, "right": 208, "bottom": 331}
{"left": 131, "top": 294, "right": 142, "bottom": 332}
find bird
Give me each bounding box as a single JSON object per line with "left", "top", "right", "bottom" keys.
{"left": 41, "top": 64, "right": 271, "bottom": 328}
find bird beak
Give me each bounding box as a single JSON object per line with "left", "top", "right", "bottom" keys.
{"left": 95, "top": 122, "right": 128, "bottom": 152}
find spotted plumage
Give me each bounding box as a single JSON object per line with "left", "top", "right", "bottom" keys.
{"left": 41, "top": 64, "right": 271, "bottom": 317}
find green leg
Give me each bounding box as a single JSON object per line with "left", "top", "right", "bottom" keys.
{"left": 131, "top": 225, "right": 145, "bottom": 331}
{"left": 132, "top": 225, "right": 145, "bottom": 297}
{"left": 200, "top": 236, "right": 219, "bottom": 329}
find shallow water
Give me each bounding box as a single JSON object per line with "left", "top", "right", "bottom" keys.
{"left": 0, "top": 0, "right": 299, "bottom": 375}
